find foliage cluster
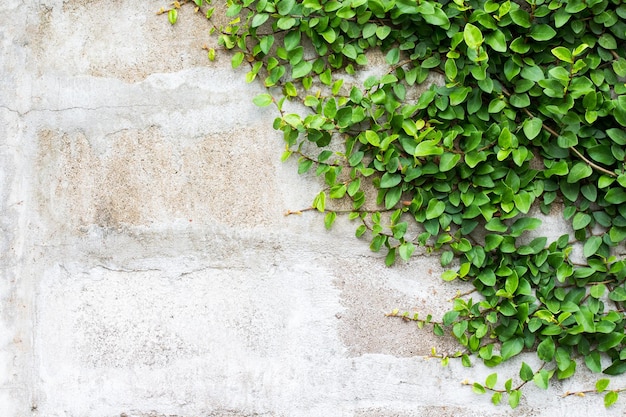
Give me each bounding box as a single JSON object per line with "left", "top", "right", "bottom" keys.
{"left": 163, "top": 0, "right": 626, "bottom": 408}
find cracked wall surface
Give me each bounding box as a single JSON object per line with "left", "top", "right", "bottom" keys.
{"left": 2, "top": 1, "right": 626, "bottom": 417}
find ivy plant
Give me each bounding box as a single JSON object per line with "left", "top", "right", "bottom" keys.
{"left": 162, "top": 0, "right": 626, "bottom": 408}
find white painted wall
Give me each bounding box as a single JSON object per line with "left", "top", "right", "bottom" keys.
{"left": 1, "top": 1, "right": 625, "bottom": 416}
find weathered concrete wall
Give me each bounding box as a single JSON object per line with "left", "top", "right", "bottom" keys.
{"left": 1, "top": 1, "right": 626, "bottom": 416}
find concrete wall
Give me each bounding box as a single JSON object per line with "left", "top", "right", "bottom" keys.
{"left": 1, "top": 1, "right": 625, "bottom": 416}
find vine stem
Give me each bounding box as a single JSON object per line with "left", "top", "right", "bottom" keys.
{"left": 449, "top": 288, "right": 478, "bottom": 301}
{"left": 562, "top": 387, "right": 626, "bottom": 398}
{"left": 464, "top": 363, "right": 547, "bottom": 394}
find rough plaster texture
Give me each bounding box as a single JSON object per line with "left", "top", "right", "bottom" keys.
{"left": 1, "top": 1, "right": 626, "bottom": 416}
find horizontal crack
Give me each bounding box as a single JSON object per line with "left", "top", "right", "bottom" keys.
{"left": 0, "top": 104, "right": 156, "bottom": 117}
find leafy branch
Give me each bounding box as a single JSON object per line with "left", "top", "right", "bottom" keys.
{"left": 162, "top": 0, "right": 626, "bottom": 409}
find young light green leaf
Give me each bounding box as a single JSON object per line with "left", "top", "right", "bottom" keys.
{"left": 168, "top": 8, "right": 178, "bottom": 25}
{"left": 596, "top": 379, "right": 611, "bottom": 393}
{"left": 605, "top": 391, "right": 619, "bottom": 407}
{"left": 472, "top": 382, "right": 486, "bottom": 394}
{"left": 464, "top": 23, "right": 484, "bottom": 49}
{"left": 232, "top": 51, "right": 245, "bottom": 68}
{"left": 508, "top": 389, "right": 521, "bottom": 408}
{"left": 551, "top": 46, "right": 573, "bottom": 63}
{"left": 253, "top": 93, "right": 273, "bottom": 107}
{"left": 533, "top": 369, "right": 551, "bottom": 389}
{"left": 399, "top": 242, "right": 415, "bottom": 261}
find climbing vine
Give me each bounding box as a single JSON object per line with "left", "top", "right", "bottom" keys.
{"left": 161, "top": 0, "right": 626, "bottom": 408}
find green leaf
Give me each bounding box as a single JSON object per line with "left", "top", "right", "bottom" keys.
{"left": 386, "top": 48, "right": 400, "bottom": 65}
{"left": 365, "top": 130, "right": 380, "bottom": 146}
{"left": 486, "top": 30, "right": 507, "bottom": 52}
{"left": 445, "top": 58, "right": 457, "bottom": 81}
{"left": 613, "top": 58, "right": 626, "bottom": 77}
{"left": 508, "top": 389, "right": 521, "bottom": 409}
{"left": 521, "top": 65, "right": 544, "bottom": 82}
{"left": 598, "top": 34, "right": 617, "bottom": 50}
{"left": 259, "top": 35, "right": 275, "bottom": 54}
{"left": 440, "top": 250, "right": 454, "bottom": 266}
{"left": 520, "top": 362, "right": 534, "bottom": 382}
{"left": 523, "top": 118, "right": 543, "bottom": 140}
{"left": 537, "top": 337, "right": 556, "bottom": 362}
{"left": 567, "top": 162, "right": 593, "bottom": 183}
{"left": 473, "top": 382, "right": 486, "bottom": 394}
{"left": 584, "top": 236, "right": 603, "bottom": 258}
{"left": 604, "top": 361, "right": 626, "bottom": 376}
{"left": 450, "top": 86, "right": 471, "bottom": 106}
{"left": 488, "top": 99, "right": 506, "bottom": 113}
{"left": 292, "top": 61, "right": 313, "bottom": 79}
{"left": 380, "top": 172, "right": 402, "bottom": 188}
{"left": 253, "top": 93, "right": 273, "bottom": 107}
{"left": 398, "top": 242, "right": 415, "bottom": 261}
{"left": 606, "top": 188, "right": 626, "bottom": 204}
{"left": 426, "top": 199, "right": 446, "bottom": 220}
{"left": 607, "top": 128, "right": 626, "bottom": 145}
{"left": 441, "top": 270, "right": 458, "bottom": 281}
{"left": 385, "top": 187, "right": 402, "bottom": 209}
{"left": 168, "top": 8, "right": 178, "bottom": 25}
{"left": 510, "top": 217, "right": 542, "bottom": 237}
{"left": 464, "top": 23, "right": 484, "bottom": 49}
{"left": 284, "top": 30, "right": 301, "bottom": 51}
{"left": 575, "top": 306, "right": 596, "bottom": 333}
{"left": 415, "top": 90, "right": 436, "bottom": 109}
{"left": 501, "top": 337, "right": 524, "bottom": 360}
{"left": 414, "top": 140, "right": 444, "bottom": 157}
{"left": 276, "top": 0, "right": 295, "bottom": 15}
{"left": 551, "top": 46, "right": 573, "bottom": 63}
{"left": 251, "top": 13, "right": 270, "bottom": 28}
{"left": 329, "top": 184, "right": 347, "bottom": 199}
{"left": 298, "top": 158, "right": 313, "bottom": 174}
{"left": 605, "top": 391, "right": 619, "bottom": 407}
{"left": 478, "top": 269, "right": 496, "bottom": 286}
{"left": 376, "top": 25, "right": 391, "bottom": 40}
{"left": 509, "top": 93, "right": 530, "bottom": 108}
{"left": 321, "top": 28, "right": 336, "bottom": 43}
{"left": 324, "top": 211, "right": 336, "bottom": 229}
{"left": 513, "top": 191, "right": 533, "bottom": 214}
{"left": 510, "top": 10, "right": 531, "bottom": 28}
{"left": 485, "top": 373, "right": 498, "bottom": 389}
{"left": 529, "top": 24, "right": 557, "bottom": 41}
{"left": 312, "top": 191, "right": 326, "bottom": 212}
{"left": 231, "top": 51, "right": 245, "bottom": 68}
{"left": 422, "top": 7, "right": 451, "bottom": 28}
{"left": 597, "top": 379, "right": 611, "bottom": 393}
{"left": 586, "top": 351, "right": 602, "bottom": 373}
{"left": 439, "top": 153, "right": 461, "bottom": 172}
{"left": 533, "top": 369, "right": 551, "bottom": 389}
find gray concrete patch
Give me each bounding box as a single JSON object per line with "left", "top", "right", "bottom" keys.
{"left": 2, "top": 0, "right": 626, "bottom": 416}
